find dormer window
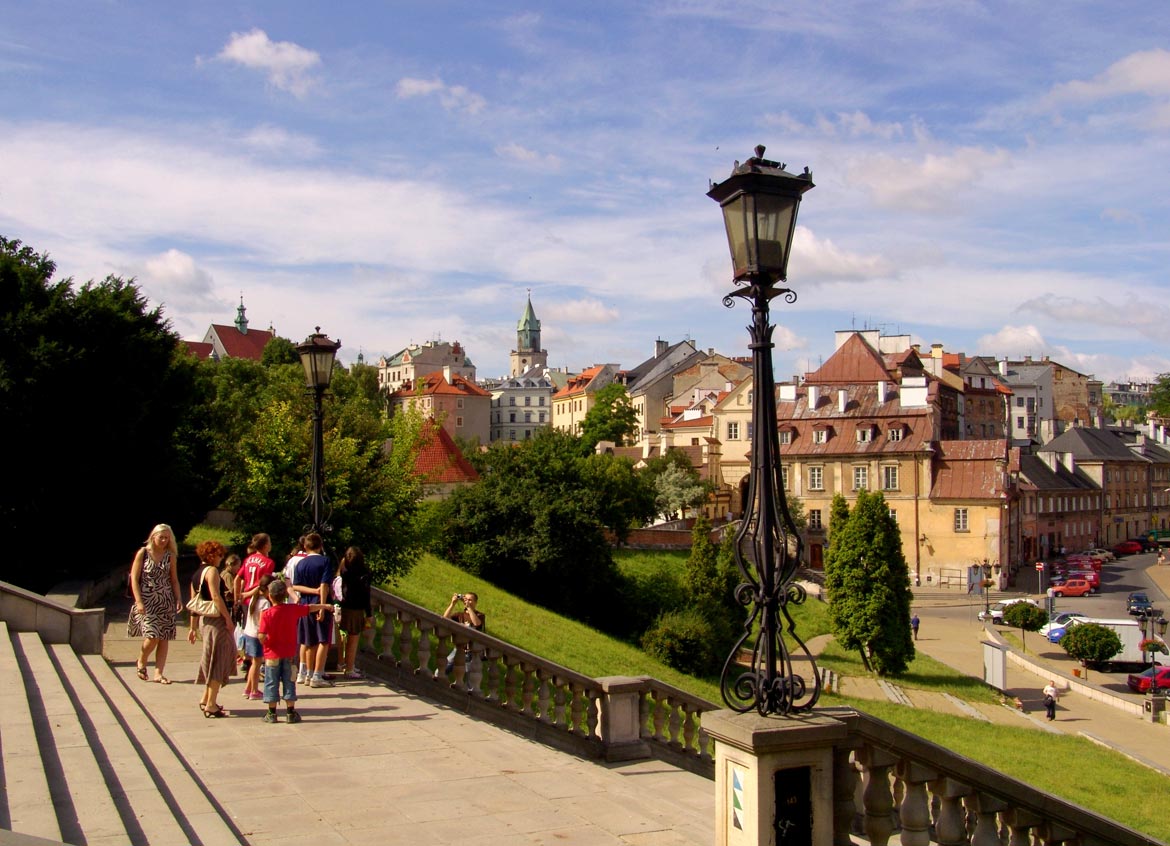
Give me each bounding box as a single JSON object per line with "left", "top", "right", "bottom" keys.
{"left": 779, "top": 427, "right": 793, "bottom": 445}
{"left": 888, "top": 426, "right": 904, "bottom": 442}
{"left": 813, "top": 429, "right": 828, "bottom": 445}
{"left": 857, "top": 426, "right": 874, "bottom": 443}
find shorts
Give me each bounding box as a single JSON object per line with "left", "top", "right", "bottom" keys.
{"left": 297, "top": 607, "right": 333, "bottom": 647}
{"left": 263, "top": 658, "right": 297, "bottom": 703}
{"left": 339, "top": 608, "right": 367, "bottom": 636}
{"left": 242, "top": 634, "right": 263, "bottom": 658}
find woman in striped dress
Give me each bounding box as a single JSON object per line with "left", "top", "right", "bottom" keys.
{"left": 127, "top": 524, "right": 182, "bottom": 684}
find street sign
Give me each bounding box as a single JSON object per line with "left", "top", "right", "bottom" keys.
{"left": 1035, "top": 562, "right": 1044, "bottom": 571}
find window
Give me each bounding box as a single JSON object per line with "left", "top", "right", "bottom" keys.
{"left": 524, "top": 412, "right": 532, "bottom": 422}
{"left": 747, "top": 423, "right": 753, "bottom": 439}
{"left": 882, "top": 465, "right": 899, "bottom": 490}
{"left": 808, "top": 510, "right": 823, "bottom": 530}
{"left": 509, "top": 412, "right": 516, "bottom": 422}
{"left": 809, "top": 466, "right": 824, "bottom": 490}
{"left": 781, "top": 466, "right": 789, "bottom": 489}
{"left": 457, "top": 398, "right": 464, "bottom": 409}
{"left": 1016, "top": 416, "right": 1024, "bottom": 429}
{"left": 539, "top": 412, "right": 546, "bottom": 423}
{"left": 509, "top": 397, "right": 516, "bottom": 406}
{"left": 853, "top": 466, "right": 868, "bottom": 491}
{"left": 887, "top": 427, "right": 902, "bottom": 442}
{"left": 456, "top": 416, "right": 464, "bottom": 428}
{"left": 524, "top": 396, "right": 531, "bottom": 406}
{"left": 539, "top": 397, "right": 545, "bottom": 406}
{"left": 1016, "top": 397, "right": 1024, "bottom": 407}
{"left": 509, "top": 430, "right": 516, "bottom": 440}
{"left": 857, "top": 427, "right": 873, "bottom": 443}
{"left": 780, "top": 430, "right": 792, "bottom": 445}
{"left": 954, "top": 508, "right": 969, "bottom": 532}
{"left": 727, "top": 422, "right": 740, "bottom": 440}
{"left": 888, "top": 508, "right": 897, "bottom": 523}
{"left": 813, "top": 429, "right": 828, "bottom": 444}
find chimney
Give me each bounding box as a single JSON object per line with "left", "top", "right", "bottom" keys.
{"left": 998, "top": 359, "right": 1008, "bottom": 376}
{"left": 931, "top": 343, "right": 943, "bottom": 359}
{"left": 655, "top": 339, "right": 668, "bottom": 358}
{"left": 808, "top": 385, "right": 819, "bottom": 407}
{"left": 443, "top": 365, "right": 453, "bottom": 383}
{"left": 877, "top": 381, "right": 887, "bottom": 403}
{"left": 838, "top": 389, "right": 847, "bottom": 412}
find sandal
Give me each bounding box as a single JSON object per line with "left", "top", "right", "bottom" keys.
{"left": 136, "top": 665, "right": 148, "bottom": 681}
{"left": 203, "top": 705, "right": 227, "bottom": 719}
{"left": 154, "top": 676, "right": 172, "bottom": 685}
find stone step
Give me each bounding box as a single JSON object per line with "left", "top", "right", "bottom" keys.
{"left": 77, "top": 653, "right": 244, "bottom": 846}
{"left": 0, "top": 623, "right": 62, "bottom": 842}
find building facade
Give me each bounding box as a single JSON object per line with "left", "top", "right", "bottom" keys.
{"left": 377, "top": 340, "right": 476, "bottom": 395}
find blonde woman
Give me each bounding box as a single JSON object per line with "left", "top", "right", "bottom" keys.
{"left": 127, "top": 523, "right": 183, "bottom": 683}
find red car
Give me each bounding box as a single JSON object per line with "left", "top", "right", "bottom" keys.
{"left": 1112, "top": 540, "right": 1143, "bottom": 556}
{"left": 1127, "top": 666, "right": 1170, "bottom": 693}
{"left": 1051, "top": 579, "right": 1092, "bottom": 598}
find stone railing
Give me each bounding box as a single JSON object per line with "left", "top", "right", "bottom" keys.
{"left": 705, "top": 705, "right": 1161, "bottom": 845}
{"left": 0, "top": 581, "right": 105, "bottom": 653}
{"left": 366, "top": 587, "right": 714, "bottom": 776}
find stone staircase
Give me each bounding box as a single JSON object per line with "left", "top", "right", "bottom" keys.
{"left": 0, "top": 621, "right": 244, "bottom": 846}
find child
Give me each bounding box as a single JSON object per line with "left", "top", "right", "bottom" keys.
{"left": 241, "top": 574, "right": 273, "bottom": 700}
{"left": 257, "top": 578, "right": 333, "bottom": 724}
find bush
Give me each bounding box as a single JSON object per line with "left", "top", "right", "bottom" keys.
{"left": 641, "top": 608, "right": 726, "bottom": 676}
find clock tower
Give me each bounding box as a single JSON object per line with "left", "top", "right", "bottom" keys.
{"left": 510, "top": 293, "right": 548, "bottom": 377}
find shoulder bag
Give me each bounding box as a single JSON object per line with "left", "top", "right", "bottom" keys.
{"left": 186, "top": 568, "right": 219, "bottom": 617}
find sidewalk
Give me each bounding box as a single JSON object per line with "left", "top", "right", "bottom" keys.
{"left": 102, "top": 599, "right": 713, "bottom": 846}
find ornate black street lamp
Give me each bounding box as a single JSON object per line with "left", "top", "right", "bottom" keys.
{"left": 296, "top": 327, "right": 341, "bottom": 535}
{"left": 709, "top": 146, "right": 819, "bottom": 717}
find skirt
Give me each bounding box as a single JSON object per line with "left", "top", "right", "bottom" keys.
{"left": 196, "top": 614, "right": 238, "bottom": 686}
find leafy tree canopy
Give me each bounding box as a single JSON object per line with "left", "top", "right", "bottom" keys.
{"left": 0, "top": 236, "right": 217, "bottom": 589}
{"left": 1002, "top": 602, "right": 1049, "bottom": 652}
{"left": 823, "top": 490, "right": 915, "bottom": 676}
{"left": 1149, "top": 373, "right": 1170, "bottom": 418}
{"left": 579, "top": 382, "right": 639, "bottom": 450}
{"left": 1061, "top": 622, "right": 1122, "bottom": 669}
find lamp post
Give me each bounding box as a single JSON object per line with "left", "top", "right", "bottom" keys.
{"left": 1139, "top": 609, "right": 1168, "bottom": 667}
{"left": 709, "top": 145, "right": 818, "bottom": 717}
{"left": 296, "top": 327, "right": 341, "bottom": 535}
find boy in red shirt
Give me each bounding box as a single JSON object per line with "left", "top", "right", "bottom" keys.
{"left": 258, "top": 579, "right": 332, "bottom": 723}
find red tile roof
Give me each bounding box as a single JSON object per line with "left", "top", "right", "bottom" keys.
{"left": 390, "top": 371, "right": 491, "bottom": 398}
{"left": 806, "top": 333, "right": 891, "bottom": 384}
{"left": 181, "top": 341, "right": 215, "bottom": 359}
{"left": 553, "top": 365, "right": 605, "bottom": 399}
{"left": 930, "top": 440, "right": 1009, "bottom": 500}
{"left": 778, "top": 383, "right": 934, "bottom": 457}
{"left": 412, "top": 420, "right": 480, "bottom": 484}
{"left": 207, "top": 324, "right": 274, "bottom": 361}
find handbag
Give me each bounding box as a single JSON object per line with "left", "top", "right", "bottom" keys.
{"left": 186, "top": 568, "right": 219, "bottom": 617}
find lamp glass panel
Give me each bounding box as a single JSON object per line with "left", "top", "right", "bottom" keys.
{"left": 720, "top": 195, "right": 751, "bottom": 279}
{"left": 753, "top": 193, "right": 798, "bottom": 276}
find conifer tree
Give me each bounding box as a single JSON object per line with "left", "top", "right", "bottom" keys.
{"left": 823, "top": 490, "right": 915, "bottom": 675}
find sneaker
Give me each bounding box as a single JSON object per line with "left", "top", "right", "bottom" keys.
{"left": 295, "top": 671, "right": 309, "bottom": 685}
{"left": 345, "top": 669, "right": 364, "bottom": 679}
{"left": 286, "top": 710, "right": 302, "bottom": 724}
{"left": 248, "top": 691, "right": 265, "bottom": 700}
{"left": 242, "top": 690, "right": 252, "bottom": 698}
{"left": 309, "top": 674, "right": 334, "bottom": 688}
{"left": 262, "top": 710, "right": 279, "bottom": 724}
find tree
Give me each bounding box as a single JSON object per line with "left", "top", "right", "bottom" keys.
{"left": 1060, "top": 623, "right": 1122, "bottom": 680}
{"left": 0, "top": 237, "right": 217, "bottom": 590}
{"left": 823, "top": 490, "right": 915, "bottom": 676}
{"left": 652, "top": 463, "right": 709, "bottom": 521}
{"left": 579, "top": 383, "right": 639, "bottom": 450}
{"left": 1002, "top": 602, "right": 1049, "bottom": 653}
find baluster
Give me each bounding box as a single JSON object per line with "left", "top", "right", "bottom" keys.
{"left": 484, "top": 651, "right": 500, "bottom": 701}
{"left": 503, "top": 660, "right": 520, "bottom": 707}
{"left": 552, "top": 679, "right": 567, "bottom": 728}
{"left": 414, "top": 622, "right": 432, "bottom": 675}
{"left": 535, "top": 671, "right": 551, "bottom": 721}
{"left": 374, "top": 604, "right": 391, "bottom": 659}
{"left": 1002, "top": 807, "right": 1041, "bottom": 846}
{"left": 434, "top": 629, "right": 452, "bottom": 679}
{"left": 832, "top": 748, "right": 859, "bottom": 846}
{"left": 569, "top": 683, "right": 585, "bottom": 733}
{"left": 858, "top": 745, "right": 898, "bottom": 846}
{"left": 651, "top": 694, "right": 667, "bottom": 743}
{"left": 451, "top": 635, "right": 467, "bottom": 686}
{"left": 681, "top": 705, "right": 696, "bottom": 753}
{"left": 667, "top": 696, "right": 682, "bottom": 747}
{"left": 697, "top": 723, "right": 712, "bottom": 765}
{"left": 930, "top": 777, "right": 972, "bottom": 846}
{"left": 466, "top": 648, "right": 483, "bottom": 693}
{"left": 398, "top": 613, "right": 416, "bottom": 669}
{"left": 585, "top": 690, "right": 598, "bottom": 739}
{"left": 1036, "top": 821, "right": 1076, "bottom": 846}
{"left": 971, "top": 794, "right": 1006, "bottom": 846}
{"left": 520, "top": 663, "right": 536, "bottom": 715}
{"left": 895, "top": 760, "right": 937, "bottom": 846}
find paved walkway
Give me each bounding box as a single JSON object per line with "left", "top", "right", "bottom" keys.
{"left": 102, "top": 601, "right": 713, "bottom": 846}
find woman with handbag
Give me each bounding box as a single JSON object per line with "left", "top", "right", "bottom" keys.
{"left": 127, "top": 523, "right": 183, "bottom": 684}
{"left": 186, "top": 540, "right": 238, "bottom": 718}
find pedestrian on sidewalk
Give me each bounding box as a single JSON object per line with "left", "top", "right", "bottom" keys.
{"left": 258, "top": 579, "right": 334, "bottom": 723}
{"left": 127, "top": 523, "right": 183, "bottom": 684}
{"left": 910, "top": 613, "right": 920, "bottom": 641}
{"left": 1043, "top": 680, "right": 1059, "bottom": 721}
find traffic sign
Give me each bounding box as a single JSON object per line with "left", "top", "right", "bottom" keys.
{"left": 1035, "top": 562, "right": 1044, "bottom": 571}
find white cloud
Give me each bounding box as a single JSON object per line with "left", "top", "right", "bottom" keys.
{"left": 395, "top": 76, "right": 486, "bottom": 115}
{"left": 240, "top": 125, "right": 321, "bottom": 158}
{"left": 1050, "top": 49, "right": 1170, "bottom": 103}
{"left": 793, "top": 226, "right": 896, "bottom": 283}
{"left": 542, "top": 298, "right": 619, "bottom": 324}
{"left": 215, "top": 29, "right": 321, "bottom": 98}
{"left": 974, "top": 324, "right": 1050, "bottom": 358}
{"left": 845, "top": 146, "right": 1012, "bottom": 213}
{"left": 1101, "top": 207, "right": 1144, "bottom": 226}
{"left": 1016, "top": 293, "right": 1170, "bottom": 339}
{"left": 495, "top": 142, "right": 561, "bottom": 168}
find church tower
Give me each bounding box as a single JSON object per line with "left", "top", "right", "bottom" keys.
{"left": 510, "top": 293, "right": 548, "bottom": 377}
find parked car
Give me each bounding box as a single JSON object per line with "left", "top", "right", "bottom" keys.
{"left": 1086, "top": 547, "right": 1116, "bottom": 562}
{"left": 1039, "top": 611, "right": 1087, "bottom": 638}
{"left": 1050, "top": 568, "right": 1099, "bottom": 591}
{"left": 977, "top": 598, "right": 1040, "bottom": 623}
{"left": 1112, "top": 540, "right": 1143, "bottom": 556}
{"left": 1063, "top": 553, "right": 1103, "bottom": 571}
{"left": 1127, "top": 666, "right": 1170, "bottom": 693}
{"left": 1051, "top": 579, "right": 1093, "bottom": 598}
{"left": 1128, "top": 592, "right": 1154, "bottom": 616}
{"left": 1129, "top": 537, "right": 1159, "bottom": 552}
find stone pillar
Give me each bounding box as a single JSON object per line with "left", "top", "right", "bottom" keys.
{"left": 704, "top": 709, "right": 847, "bottom": 846}
{"left": 596, "top": 676, "right": 651, "bottom": 762}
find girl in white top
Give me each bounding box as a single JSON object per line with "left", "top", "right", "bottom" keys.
{"left": 241, "top": 575, "right": 274, "bottom": 700}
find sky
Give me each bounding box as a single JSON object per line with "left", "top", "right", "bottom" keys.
{"left": 3, "top": 2, "right": 1169, "bottom": 385}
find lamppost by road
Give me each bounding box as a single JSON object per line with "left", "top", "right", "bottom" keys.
{"left": 708, "top": 145, "right": 818, "bottom": 717}
{"left": 296, "top": 327, "right": 341, "bottom": 536}
{"left": 1138, "top": 608, "right": 1168, "bottom": 668}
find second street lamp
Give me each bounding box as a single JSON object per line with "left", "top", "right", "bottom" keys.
{"left": 296, "top": 327, "right": 341, "bottom": 536}
{"left": 708, "top": 145, "right": 818, "bottom": 717}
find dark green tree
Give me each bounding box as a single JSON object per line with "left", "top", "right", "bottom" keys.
{"left": 579, "top": 382, "right": 639, "bottom": 450}
{"left": 260, "top": 335, "right": 299, "bottom": 366}
{"left": 1002, "top": 602, "right": 1049, "bottom": 653}
{"left": 0, "top": 237, "right": 217, "bottom": 589}
{"left": 823, "top": 490, "right": 915, "bottom": 675}
{"left": 1060, "top": 623, "right": 1122, "bottom": 680}
{"left": 1149, "top": 374, "right": 1170, "bottom": 418}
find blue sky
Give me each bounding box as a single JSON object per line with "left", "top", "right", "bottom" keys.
{"left": 3, "top": 2, "right": 1168, "bottom": 384}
